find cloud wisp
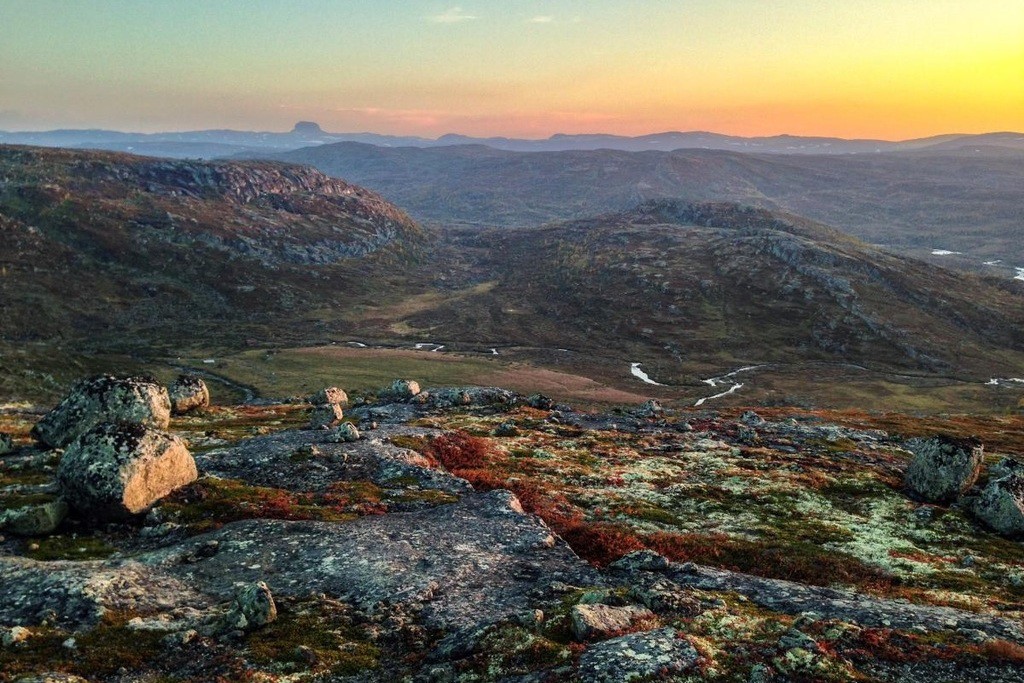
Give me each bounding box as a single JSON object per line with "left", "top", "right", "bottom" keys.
{"left": 529, "top": 15, "right": 555, "bottom": 24}
{"left": 430, "top": 7, "right": 477, "bottom": 23}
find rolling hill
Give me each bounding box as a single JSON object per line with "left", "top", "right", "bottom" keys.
{"left": 3, "top": 145, "right": 1024, "bottom": 410}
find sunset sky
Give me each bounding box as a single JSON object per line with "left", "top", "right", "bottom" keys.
{"left": 1, "top": 0, "right": 1021, "bottom": 139}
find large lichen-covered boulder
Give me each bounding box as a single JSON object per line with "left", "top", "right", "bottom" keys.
{"left": 577, "top": 627, "right": 699, "bottom": 682}
{"left": 56, "top": 423, "right": 197, "bottom": 517}
{"left": 904, "top": 435, "right": 984, "bottom": 503}
{"left": 31, "top": 375, "right": 171, "bottom": 448}
{"left": 974, "top": 474, "right": 1024, "bottom": 538}
{"left": 168, "top": 374, "right": 210, "bottom": 415}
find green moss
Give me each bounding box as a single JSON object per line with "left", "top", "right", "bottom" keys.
{"left": 0, "top": 612, "right": 168, "bottom": 679}
{"left": 0, "top": 491, "right": 56, "bottom": 513}
{"left": 245, "top": 602, "right": 379, "bottom": 675}
{"left": 158, "top": 478, "right": 366, "bottom": 532}
{"left": 24, "top": 534, "right": 117, "bottom": 561}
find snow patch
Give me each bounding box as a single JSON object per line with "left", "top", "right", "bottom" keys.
{"left": 931, "top": 249, "right": 962, "bottom": 256}
{"left": 630, "top": 363, "right": 665, "bottom": 386}
{"left": 695, "top": 383, "right": 743, "bottom": 407}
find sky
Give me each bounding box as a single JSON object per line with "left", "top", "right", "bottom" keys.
{"left": 1, "top": 0, "right": 1021, "bottom": 139}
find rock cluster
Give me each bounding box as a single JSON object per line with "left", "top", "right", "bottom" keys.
{"left": 308, "top": 385, "right": 350, "bottom": 429}
{"left": 31, "top": 375, "right": 171, "bottom": 448}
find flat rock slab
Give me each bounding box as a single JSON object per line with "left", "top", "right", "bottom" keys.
{"left": 143, "top": 490, "right": 600, "bottom": 630}
{"left": 196, "top": 425, "right": 470, "bottom": 495}
{"left": 0, "top": 557, "right": 212, "bottom": 630}
{"left": 667, "top": 563, "right": 1024, "bottom": 643}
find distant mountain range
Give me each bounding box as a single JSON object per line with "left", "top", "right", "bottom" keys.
{"left": 263, "top": 141, "right": 1024, "bottom": 265}
{"left": 2, "top": 121, "right": 1022, "bottom": 159}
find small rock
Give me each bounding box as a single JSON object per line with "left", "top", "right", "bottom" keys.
{"left": 493, "top": 421, "right": 519, "bottom": 437}
{"left": 61, "top": 637, "right": 76, "bottom": 650}
{"left": 3, "top": 625, "right": 32, "bottom": 647}
{"left": 56, "top": 422, "right": 197, "bottom": 517}
{"left": 0, "top": 499, "right": 68, "bottom": 536}
{"left": 32, "top": 375, "right": 172, "bottom": 448}
{"left": 327, "top": 422, "right": 360, "bottom": 442}
{"left": 904, "top": 435, "right": 984, "bottom": 503}
{"left": 973, "top": 473, "right": 1024, "bottom": 537}
{"left": 740, "top": 410, "right": 765, "bottom": 426}
{"left": 309, "top": 403, "right": 344, "bottom": 430}
{"left": 527, "top": 394, "right": 555, "bottom": 410}
{"left": 571, "top": 603, "right": 657, "bottom": 641}
{"left": 224, "top": 581, "right": 277, "bottom": 631}
{"left": 0, "top": 432, "right": 13, "bottom": 455}
{"left": 577, "top": 627, "right": 699, "bottom": 682}
{"left": 309, "top": 387, "right": 348, "bottom": 406}
{"left": 168, "top": 374, "right": 210, "bottom": 415}
{"left": 634, "top": 400, "right": 664, "bottom": 418}
{"left": 386, "top": 379, "right": 421, "bottom": 400}
{"left": 609, "top": 549, "right": 671, "bottom": 573}
{"left": 778, "top": 628, "right": 819, "bottom": 652}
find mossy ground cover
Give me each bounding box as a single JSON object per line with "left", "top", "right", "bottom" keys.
{"left": 406, "top": 408, "right": 1024, "bottom": 620}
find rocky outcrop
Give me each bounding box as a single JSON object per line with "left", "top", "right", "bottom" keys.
{"left": 56, "top": 422, "right": 197, "bottom": 517}
{"left": 168, "top": 375, "right": 210, "bottom": 415}
{"left": 31, "top": 376, "right": 171, "bottom": 448}
{"left": 904, "top": 435, "right": 984, "bottom": 503}
{"left": 974, "top": 474, "right": 1024, "bottom": 538}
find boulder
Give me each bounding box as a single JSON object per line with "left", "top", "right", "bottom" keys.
{"left": 309, "top": 403, "right": 344, "bottom": 430}
{"left": 904, "top": 435, "right": 984, "bottom": 503}
{"left": 56, "top": 423, "right": 197, "bottom": 517}
{"left": 168, "top": 375, "right": 210, "bottom": 415}
{"left": 0, "top": 499, "right": 68, "bottom": 536}
{"left": 31, "top": 375, "right": 171, "bottom": 448}
{"left": 0, "top": 432, "right": 13, "bottom": 455}
{"left": 571, "top": 603, "right": 657, "bottom": 641}
{"left": 974, "top": 474, "right": 1024, "bottom": 538}
{"left": 224, "top": 581, "right": 277, "bottom": 631}
{"left": 309, "top": 387, "right": 348, "bottom": 406}
{"left": 577, "top": 627, "right": 699, "bottom": 682}
{"left": 385, "top": 379, "right": 421, "bottom": 400}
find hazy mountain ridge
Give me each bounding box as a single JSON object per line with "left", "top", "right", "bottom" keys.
{"left": 2, "top": 121, "right": 1021, "bottom": 159}
{"left": 265, "top": 142, "right": 1024, "bottom": 263}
